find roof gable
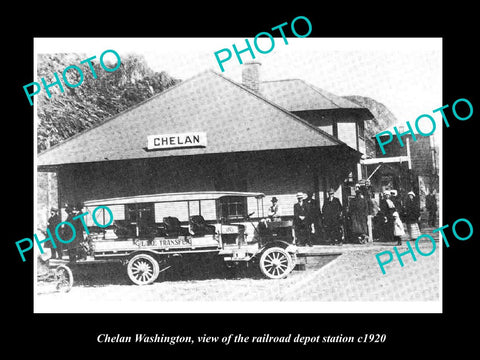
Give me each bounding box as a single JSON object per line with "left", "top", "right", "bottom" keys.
{"left": 38, "top": 71, "right": 348, "bottom": 167}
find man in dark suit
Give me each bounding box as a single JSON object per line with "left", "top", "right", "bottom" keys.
{"left": 46, "top": 207, "right": 62, "bottom": 259}
{"left": 322, "top": 188, "right": 344, "bottom": 245}
{"left": 293, "top": 192, "right": 309, "bottom": 246}
{"left": 303, "top": 191, "right": 318, "bottom": 246}
{"left": 63, "top": 203, "right": 86, "bottom": 262}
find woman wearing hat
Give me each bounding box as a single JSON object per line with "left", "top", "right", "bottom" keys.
{"left": 348, "top": 190, "right": 369, "bottom": 243}
{"left": 379, "top": 190, "right": 396, "bottom": 243}
{"left": 402, "top": 191, "right": 421, "bottom": 241}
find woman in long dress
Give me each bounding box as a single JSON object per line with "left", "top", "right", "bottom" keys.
{"left": 349, "top": 190, "right": 369, "bottom": 242}
{"left": 403, "top": 191, "right": 421, "bottom": 241}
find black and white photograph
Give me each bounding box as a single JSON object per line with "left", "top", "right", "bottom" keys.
{"left": 7, "top": 8, "right": 479, "bottom": 354}
{"left": 32, "top": 37, "right": 442, "bottom": 313}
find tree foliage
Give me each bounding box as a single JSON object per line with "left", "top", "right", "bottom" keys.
{"left": 37, "top": 53, "right": 181, "bottom": 153}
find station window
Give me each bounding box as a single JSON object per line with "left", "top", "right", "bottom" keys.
{"left": 218, "top": 196, "right": 247, "bottom": 220}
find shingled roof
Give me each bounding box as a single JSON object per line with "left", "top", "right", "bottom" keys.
{"left": 37, "top": 70, "right": 356, "bottom": 168}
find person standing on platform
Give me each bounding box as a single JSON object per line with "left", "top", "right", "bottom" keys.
{"left": 349, "top": 190, "right": 369, "bottom": 243}
{"left": 63, "top": 203, "right": 86, "bottom": 262}
{"left": 46, "top": 207, "right": 62, "bottom": 259}
{"left": 303, "top": 191, "right": 316, "bottom": 247}
{"left": 367, "top": 190, "right": 381, "bottom": 241}
{"left": 380, "top": 190, "right": 397, "bottom": 243}
{"left": 293, "top": 192, "right": 309, "bottom": 246}
{"left": 322, "top": 188, "right": 344, "bottom": 245}
{"left": 426, "top": 189, "right": 438, "bottom": 227}
{"left": 403, "top": 191, "right": 421, "bottom": 242}
{"left": 393, "top": 210, "right": 405, "bottom": 245}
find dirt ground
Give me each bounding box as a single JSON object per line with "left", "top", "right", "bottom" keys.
{"left": 35, "top": 238, "right": 440, "bottom": 312}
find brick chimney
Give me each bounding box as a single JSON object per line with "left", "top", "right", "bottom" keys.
{"left": 242, "top": 61, "right": 261, "bottom": 92}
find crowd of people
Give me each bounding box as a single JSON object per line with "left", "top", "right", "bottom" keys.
{"left": 291, "top": 189, "right": 346, "bottom": 246}
{"left": 268, "top": 187, "right": 433, "bottom": 246}
{"left": 43, "top": 190, "right": 437, "bottom": 259}
{"left": 376, "top": 189, "right": 423, "bottom": 245}
{"left": 44, "top": 203, "right": 87, "bottom": 261}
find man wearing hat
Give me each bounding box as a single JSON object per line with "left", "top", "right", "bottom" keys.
{"left": 268, "top": 197, "right": 281, "bottom": 222}
{"left": 322, "top": 188, "right": 344, "bottom": 245}
{"left": 63, "top": 203, "right": 86, "bottom": 262}
{"left": 46, "top": 207, "right": 62, "bottom": 259}
{"left": 303, "top": 191, "right": 318, "bottom": 246}
{"left": 293, "top": 192, "right": 309, "bottom": 246}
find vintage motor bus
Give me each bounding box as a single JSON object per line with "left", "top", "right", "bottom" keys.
{"left": 81, "top": 191, "right": 297, "bottom": 285}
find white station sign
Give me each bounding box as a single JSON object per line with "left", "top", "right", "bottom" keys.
{"left": 147, "top": 132, "right": 207, "bottom": 150}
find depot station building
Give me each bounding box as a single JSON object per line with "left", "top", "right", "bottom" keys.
{"left": 37, "top": 62, "right": 374, "bottom": 237}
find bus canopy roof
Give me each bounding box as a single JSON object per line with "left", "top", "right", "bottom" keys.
{"left": 83, "top": 191, "right": 265, "bottom": 207}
